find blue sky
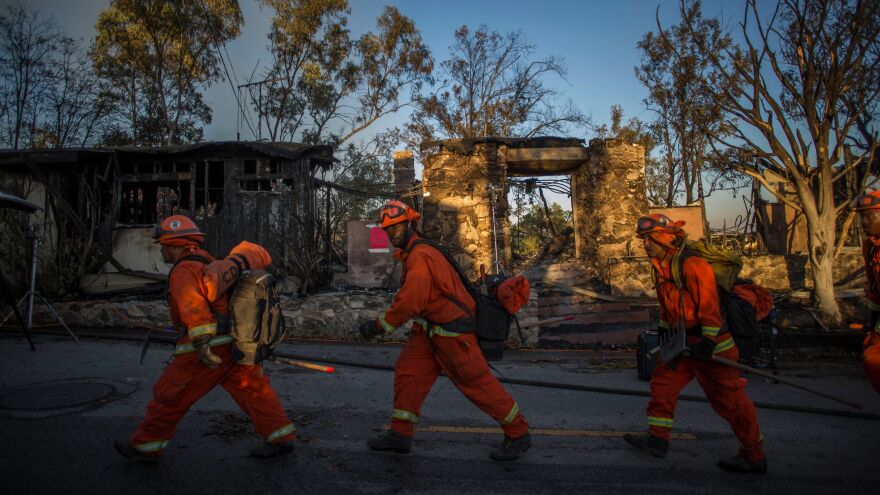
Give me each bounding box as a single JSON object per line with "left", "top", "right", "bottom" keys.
{"left": 24, "top": 0, "right": 750, "bottom": 226}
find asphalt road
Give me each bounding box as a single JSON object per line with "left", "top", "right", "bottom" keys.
{"left": 1, "top": 334, "right": 878, "bottom": 494}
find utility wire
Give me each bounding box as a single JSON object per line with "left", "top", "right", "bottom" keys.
{"left": 198, "top": 0, "right": 257, "bottom": 140}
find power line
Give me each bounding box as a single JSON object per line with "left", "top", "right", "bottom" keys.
{"left": 197, "top": 0, "right": 257, "bottom": 140}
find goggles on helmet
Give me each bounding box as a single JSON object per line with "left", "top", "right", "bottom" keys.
{"left": 635, "top": 215, "right": 672, "bottom": 237}
{"left": 855, "top": 192, "right": 880, "bottom": 211}
{"left": 378, "top": 200, "right": 420, "bottom": 229}
{"left": 379, "top": 204, "right": 408, "bottom": 224}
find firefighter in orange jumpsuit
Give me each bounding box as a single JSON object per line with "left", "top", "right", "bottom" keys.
{"left": 359, "top": 201, "right": 531, "bottom": 461}
{"left": 854, "top": 192, "right": 880, "bottom": 394}
{"left": 623, "top": 214, "right": 767, "bottom": 473}
{"left": 115, "top": 215, "right": 295, "bottom": 463}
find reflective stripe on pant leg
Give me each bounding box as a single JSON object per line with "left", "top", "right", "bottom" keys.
{"left": 392, "top": 408, "right": 419, "bottom": 424}
{"left": 221, "top": 363, "right": 294, "bottom": 443}
{"left": 499, "top": 403, "right": 520, "bottom": 425}
{"left": 132, "top": 351, "right": 230, "bottom": 449}
{"left": 133, "top": 439, "right": 169, "bottom": 453}
{"left": 266, "top": 423, "right": 296, "bottom": 443}
{"left": 646, "top": 358, "right": 694, "bottom": 441}
{"left": 647, "top": 416, "right": 674, "bottom": 428}
{"left": 696, "top": 348, "right": 764, "bottom": 460}
{"left": 432, "top": 333, "right": 529, "bottom": 438}
{"left": 391, "top": 329, "right": 441, "bottom": 437}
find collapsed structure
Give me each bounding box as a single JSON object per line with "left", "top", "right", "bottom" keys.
{"left": 0, "top": 142, "right": 334, "bottom": 293}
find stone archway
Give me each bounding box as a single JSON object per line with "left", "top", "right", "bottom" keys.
{"left": 416, "top": 137, "right": 646, "bottom": 293}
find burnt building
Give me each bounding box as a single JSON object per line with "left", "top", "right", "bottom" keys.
{"left": 0, "top": 142, "right": 334, "bottom": 294}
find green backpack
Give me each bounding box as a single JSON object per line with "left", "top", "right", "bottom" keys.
{"left": 671, "top": 237, "right": 743, "bottom": 292}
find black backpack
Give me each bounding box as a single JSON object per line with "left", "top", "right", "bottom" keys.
{"left": 670, "top": 249, "right": 761, "bottom": 347}
{"left": 409, "top": 239, "right": 517, "bottom": 361}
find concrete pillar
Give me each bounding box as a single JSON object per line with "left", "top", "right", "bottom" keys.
{"left": 421, "top": 142, "right": 509, "bottom": 279}
{"left": 571, "top": 138, "right": 647, "bottom": 294}
{"left": 392, "top": 150, "right": 415, "bottom": 203}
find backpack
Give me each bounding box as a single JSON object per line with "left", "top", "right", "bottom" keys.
{"left": 228, "top": 269, "right": 286, "bottom": 365}
{"left": 409, "top": 239, "right": 523, "bottom": 361}
{"left": 668, "top": 240, "right": 771, "bottom": 342}
{"left": 177, "top": 254, "right": 286, "bottom": 365}
{"left": 671, "top": 238, "right": 743, "bottom": 292}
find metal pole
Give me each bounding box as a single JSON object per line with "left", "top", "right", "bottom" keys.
{"left": 711, "top": 355, "right": 862, "bottom": 410}
{"left": 488, "top": 184, "right": 503, "bottom": 275}
{"left": 26, "top": 230, "right": 37, "bottom": 328}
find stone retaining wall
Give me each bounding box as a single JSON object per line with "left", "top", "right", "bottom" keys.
{"left": 28, "top": 289, "right": 540, "bottom": 347}
{"left": 606, "top": 252, "right": 864, "bottom": 297}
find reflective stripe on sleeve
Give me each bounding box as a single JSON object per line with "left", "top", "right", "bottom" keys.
{"left": 500, "top": 403, "right": 520, "bottom": 425}
{"left": 266, "top": 423, "right": 296, "bottom": 443}
{"left": 429, "top": 326, "right": 462, "bottom": 338}
{"left": 188, "top": 322, "right": 217, "bottom": 339}
{"left": 378, "top": 315, "right": 396, "bottom": 334}
{"left": 714, "top": 336, "right": 736, "bottom": 353}
{"left": 701, "top": 326, "right": 721, "bottom": 337}
{"left": 647, "top": 416, "right": 674, "bottom": 428}
{"left": 392, "top": 408, "right": 419, "bottom": 424}
{"left": 867, "top": 300, "right": 880, "bottom": 312}
{"left": 658, "top": 320, "right": 671, "bottom": 329}
{"left": 173, "top": 334, "right": 235, "bottom": 355}
{"left": 413, "top": 318, "right": 461, "bottom": 338}
{"left": 134, "top": 439, "right": 169, "bottom": 453}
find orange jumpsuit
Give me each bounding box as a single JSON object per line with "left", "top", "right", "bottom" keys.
{"left": 861, "top": 239, "right": 880, "bottom": 394}
{"left": 130, "top": 248, "right": 295, "bottom": 456}
{"left": 378, "top": 235, "right": 528, "bottom": 439}
{"left": 647, "top": 255, "right": 765, "bottom": 462}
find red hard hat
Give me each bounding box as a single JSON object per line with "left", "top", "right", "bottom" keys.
{"left": 153, "top": 215, "right": 205, "bottom": 244}
{"left": 855, "top": 191, "right": 880, "bottom": 211}
{"left": 377, "top": 200, "right": 420, "bottom": 229}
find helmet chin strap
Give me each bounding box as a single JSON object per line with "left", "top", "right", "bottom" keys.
{"left": 647, "top": 233, "right": 678, "bottom": 253}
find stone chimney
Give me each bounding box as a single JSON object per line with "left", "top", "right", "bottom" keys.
{"left": 572, "top": 138, "right": 648, "bottom": 295}
{"left": 393, "top": 150, "right": 415, "bottom": 202}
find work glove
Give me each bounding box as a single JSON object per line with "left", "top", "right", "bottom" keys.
{"left": 192, "top": 335, "right": 223, "bottom": 369}
{"left": 687, "top": 336, "right": 717, "bottom": 362}
{"left": 358, "top": 319, "right": 382, "bottom": 340}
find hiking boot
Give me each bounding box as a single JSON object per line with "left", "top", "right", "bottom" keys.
{"left": 718, "top": 453, "right": 768, "bottom": 474}
{"left": 623, "top": 433, "right": 669, "bottom": 459}
{"left": 114, "top": 437, "right": 160, "bottom": 464}
{"left": 489, "top": 433, "right": 532, "bottom": 461}
{"left": 367, "top": 431, "right": 412, "bottom": 454}
{"left": 250, "top": 441, "right": 294, "bottom": 458}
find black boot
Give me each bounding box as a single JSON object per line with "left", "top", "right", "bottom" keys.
{"left": 489, "top": 433, "right": 531, "bottom": 461}
{"left": 718, "top": 453, "right": 767, "bottom": 474}
{"left": 114, "top": 437, "right": 160, "bottom": 464}
{"left": 367, "top": 431, "right": 412, "bottom": 454}
{"left": 623, "top": 433, "right": 669, "bottom": 459}
{"left": 250, "top": 441, "right": 294, "bottom": 458}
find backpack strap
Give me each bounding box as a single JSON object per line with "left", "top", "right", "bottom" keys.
{"left": 166, "top": 253, "right": 230, "bottom": 333}
{"left": 409, "top": 238, "right": 477, "bottom": 318}
{"left": 671, "top": 244, "right": 695, "bottom": 290}
{"left": 175, "top": 253, "right": 211, "bottom": 267}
